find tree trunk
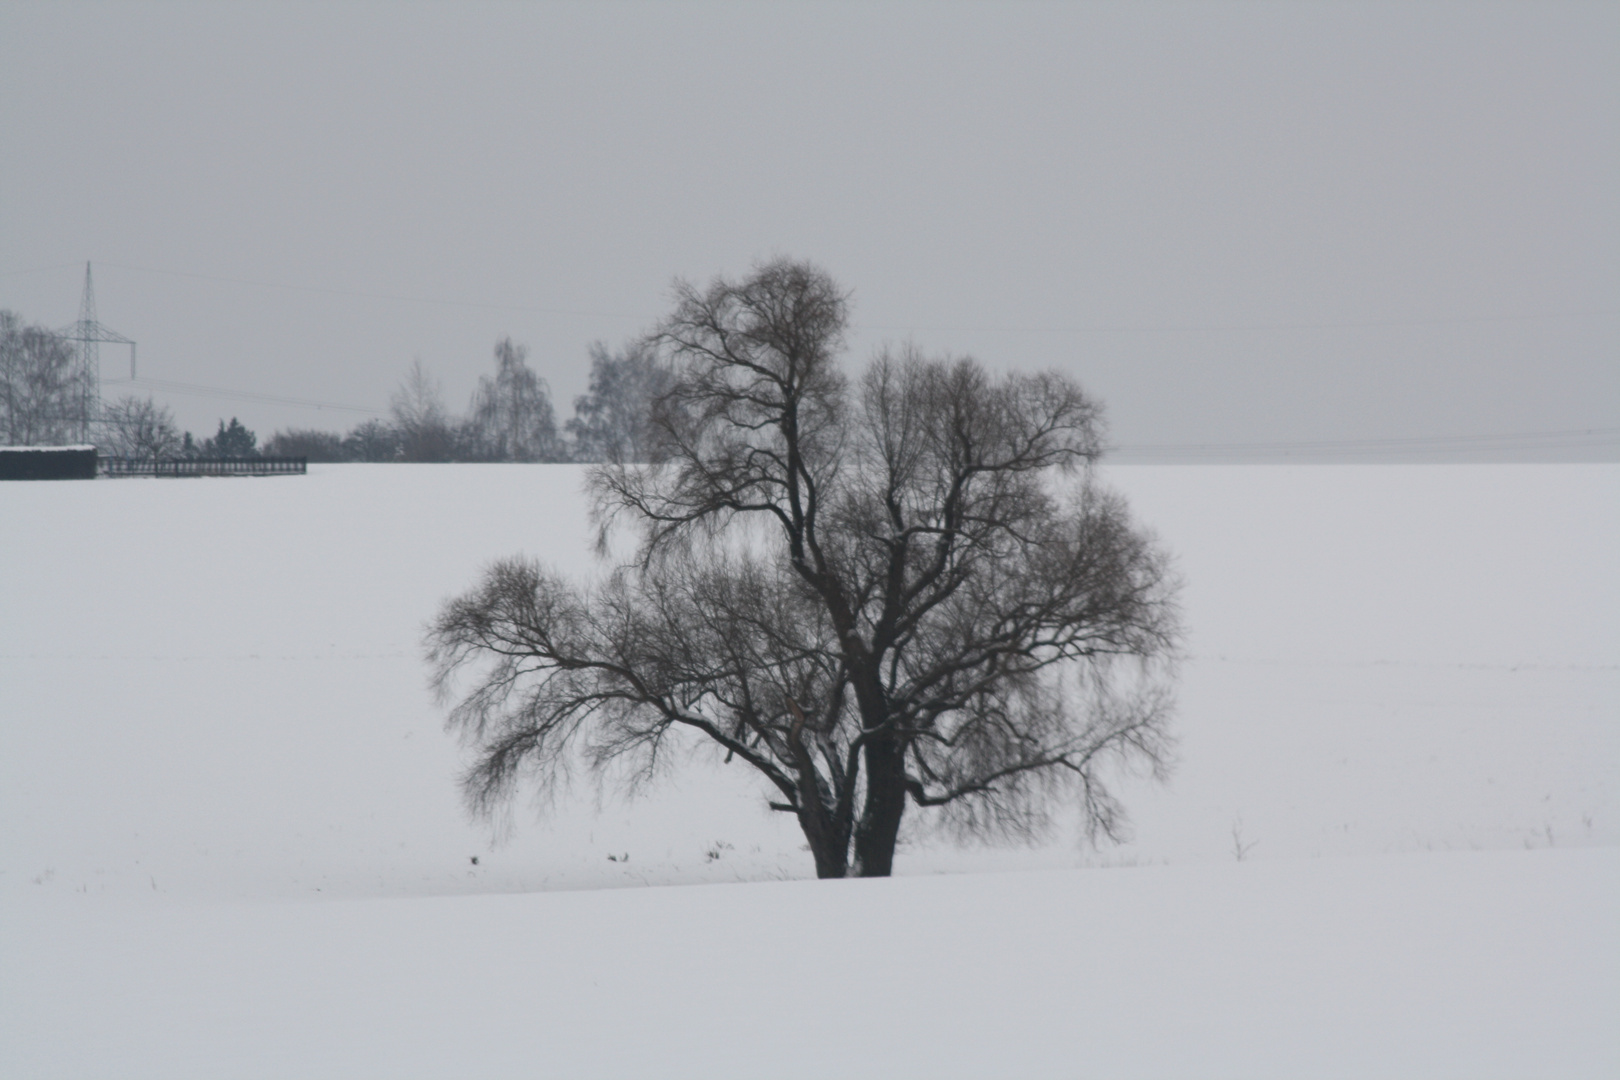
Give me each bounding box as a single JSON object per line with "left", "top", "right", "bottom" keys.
{"left": 792, "top": 768, "right": 852, "bottom": 878}
{"left": 798, "top": 804, "right": 851, "bottom": 879}
{"left": 805, "top": 833, "right": 849, "bottom": 879}
{"left": 852, "top": 738, "right": 907, "bottom": 876}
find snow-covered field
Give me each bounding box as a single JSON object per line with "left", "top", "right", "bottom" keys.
{"left": 3, "top": 463, "right": 1616, "bottom": 1077}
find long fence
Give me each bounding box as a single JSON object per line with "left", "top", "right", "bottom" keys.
{"left": 102, "top": 456, "right": 308, "bottom": 477}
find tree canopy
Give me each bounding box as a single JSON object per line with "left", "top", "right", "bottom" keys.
{"left": 429, "top": 259, "right": 1182, "bottom": 877}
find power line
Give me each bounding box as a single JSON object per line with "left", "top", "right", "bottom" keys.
{"left": 95, "top": 260, "right": 645, "bottom": 321}
{"left": 858, "top": 310, "right": 1620, "bottom": 336}
{"left": 19, "top": 261, "right": 1617, "bottom": 450}
{"left": 0, "top": 262, "right": 85, "bottom": 279}
{"left": 1109, "top": 427, "right": 1620, "bottom": 459}
{"left": 37, "top": 259, "right": 1619, "bottom": 337}
{"left": 103, "top": 376, "right": 385, "bottom": 416}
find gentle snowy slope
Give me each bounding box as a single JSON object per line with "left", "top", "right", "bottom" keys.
{"left": 5, "top": 850, "right": 1615, "bottom": 1079}
{"left": 2, "top": 463, "right": 1616, "bottom": 1076}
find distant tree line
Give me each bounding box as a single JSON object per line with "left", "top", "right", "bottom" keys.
{"left": 3, "top": 307, "right": 670, "bottom": 464}
{"left": 264, "top": 338, "right": 674, "bottom": 464}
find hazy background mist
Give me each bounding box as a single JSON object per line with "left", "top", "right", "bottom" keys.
{"left": 2, "top": 1, "right": 1615, "bottom": 460}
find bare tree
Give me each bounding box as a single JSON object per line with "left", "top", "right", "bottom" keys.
{"left": 390, "top": 360, "right": 457, "bottom": 462}
{"left": 336, "top": 419, "right": 397, "bottom": 462}
{"left": 1, "top": 310, "right": 89, "bottom": 446}
{"left": 566, "top": 340, "right": 676, "bottom": 463}
{"left": 429, "top": 260, "right": 1180, "bottom": 878}
{"left": 99, "top": 395, "right": 181, "bottom": 459}
{"left": 468, "top": 338, "right": 562, "bottom": 462}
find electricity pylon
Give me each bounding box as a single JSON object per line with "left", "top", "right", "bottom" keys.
{"left": 58, "top": 262, "right": 136, "bottom": 443}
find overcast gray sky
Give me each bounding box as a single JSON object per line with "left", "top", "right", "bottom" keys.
{"left": 2, "top": 1, "right": 1615, "bottom": 460}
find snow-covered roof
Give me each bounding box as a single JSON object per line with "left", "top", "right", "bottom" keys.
{"left": 0, "top": 444, "right": 97, "bottom": 452}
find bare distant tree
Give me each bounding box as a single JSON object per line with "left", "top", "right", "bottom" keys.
{"left": 391, "top": 360, "right": 458, "bottom": 462}
{"left": 342, "top": 418, "right": 402, "bottom": 462}
{"left": 566, "top": 340, "right": 676, "bottom": 463}
{"left": 99, "top": 395, "right": 181, "bottom": 459}
{"left": 1, "top": 310, "right": 89, "bottom": 445}
{"left": 467, "top": 338, "right": 562, "bottom": 462}
{"left": 429, "top": 260, "right": 1180, "bottom": 878}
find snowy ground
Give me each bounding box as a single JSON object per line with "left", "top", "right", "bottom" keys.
{"left": 3, "top": 463, "right": 1616, "bottom": 1076}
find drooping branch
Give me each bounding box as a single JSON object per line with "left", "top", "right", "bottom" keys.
{"left": 430, "top": 259, "right": 1181, "bottom": 879}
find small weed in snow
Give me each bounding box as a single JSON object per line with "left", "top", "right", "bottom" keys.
{"left": 1231, "top": 817, "right": 1258, "bottom": 862}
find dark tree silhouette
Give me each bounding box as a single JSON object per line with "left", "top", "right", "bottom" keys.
{"left": 205, "top": 417, "right": 257, "bottom": 457}
{"left": 261, "top": 427, "right": 347, "bottom": 461}
{"left": 429, "top": 260, "right": 1180, "bottom": 878}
